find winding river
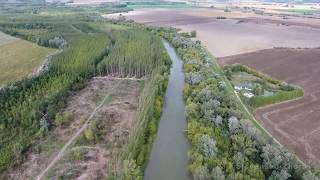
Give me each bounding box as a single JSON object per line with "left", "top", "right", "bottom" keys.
{"left": 144, "top": 41, "right": 191, "bottom": 180}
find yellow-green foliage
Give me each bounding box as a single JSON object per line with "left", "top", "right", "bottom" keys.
{"left": 55, "top": 111, "right": 73, "bottom": 126}
{"left": 0, "top": 38, "right": 55, "bottom": 85}
{"left": 84, "top": 128, "right": 96, "bottom": 141}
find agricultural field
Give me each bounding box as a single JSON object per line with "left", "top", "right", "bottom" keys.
{"left": 220, "top": 48, "right": 320, "bottom": 164}
{"left": 121, "top": 8, "right": 320, "bottom": 57}
{"left": 0, "top": 32, "right": 55, "bottom": 86}
{"left": 0, "top": 31, "right": 17, "bottom": 46}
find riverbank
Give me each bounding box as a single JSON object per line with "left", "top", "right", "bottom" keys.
{"left": 144, "top": 41, "right": 190, "bottom": 180}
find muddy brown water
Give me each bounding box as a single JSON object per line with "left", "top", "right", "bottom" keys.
{"left": 144, "top": 41, "right": 191, "bottom": 180}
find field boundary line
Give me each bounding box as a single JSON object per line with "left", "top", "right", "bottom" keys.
{"left": 205, "top": 48, "right": 309, "bottom": 166}
{"left": 233, "top": 90, "right": 282, "bottom": 146}
{"left": 204, "top": 48, "right": 283, "bottom": 145}
{"left": 254, "top": 94, "right": 305, "bottom": 111}
{"left": 36, "top": 79, "right": 124, "bottom": 180}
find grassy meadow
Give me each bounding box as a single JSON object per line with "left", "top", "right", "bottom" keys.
{"left": 0, "top": 34, "right": 55, "bottom": 85}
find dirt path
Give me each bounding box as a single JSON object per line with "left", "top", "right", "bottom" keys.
{"left": 36, "top": 80, "right": 124, "bottom": 180}
{"left": 93, "top": 76, "right": 146, "bottom": 81}
{"left": 33, "top": 49, "right": 62, "bottom": 77}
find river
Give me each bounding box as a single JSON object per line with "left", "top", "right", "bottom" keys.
{"left": 144, "top": 41, "right": 191, "bottom": 180}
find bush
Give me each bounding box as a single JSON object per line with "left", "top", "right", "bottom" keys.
{"left": 55, "top": 111, "right": 74, "bottom": 126}
{"left": 48, "top": 37, "right": 67, "bottom": 49}
{"left": 84, "top": 127, "right": 96, "bottom": 142}
{"left": 190, "top": 30, "right": 197, "bottom": 38}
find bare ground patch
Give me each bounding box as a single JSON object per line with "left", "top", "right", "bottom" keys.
{"left": 1, "top": 77, "right": 141, "bottom": 179}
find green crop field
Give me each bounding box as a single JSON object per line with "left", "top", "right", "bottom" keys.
{"left": 0, "top": 33, "right": 55, "bottom": 85}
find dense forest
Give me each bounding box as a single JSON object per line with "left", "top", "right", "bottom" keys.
{"left": 0, "top": 6, "right": 170, "bottom": 177}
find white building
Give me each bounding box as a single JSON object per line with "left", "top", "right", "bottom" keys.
{"left": 243, "top": 92, "right": 254, "bottom": 98}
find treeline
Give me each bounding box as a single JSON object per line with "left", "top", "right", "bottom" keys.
{"left": 0, "top": 22, "right": 68, "bottom": 48}
{"left": 146, "top": 26, "right": 319, "bottom": 179}
{"left": 0, "top": 32, "right": 111, "bottom": 170}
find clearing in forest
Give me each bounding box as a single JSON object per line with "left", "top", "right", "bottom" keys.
{"left": 0, "top": 32, "right": 55, "bottom": 85}
{"left": 1, "top": 77, "right": 141, "bottom": 180}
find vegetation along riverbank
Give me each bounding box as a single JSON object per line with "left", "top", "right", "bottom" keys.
{"left": 113, "top": 20, "right": 320, "bottom": 179}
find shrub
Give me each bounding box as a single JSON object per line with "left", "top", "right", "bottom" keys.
{"left": 55, "top": 111, "right": 74, "bottom": 126}
{"left": 68, "top": 149, "right": 85, "bottom": 162}
{"left": 48, "top": 36, "right": 67, "bottom": 49}
{"left": 84, "top": 127, "right": 96, "bottom": 142}
{"left": 190, "top": 30, "right": 197, "bottom": 38}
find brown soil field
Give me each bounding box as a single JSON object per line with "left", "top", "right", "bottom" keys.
{"left": 46, "top": 0, "right": 117, "bottom": 5}
{"left": 235, "top": 17, "right": 320, "bottom": 29}
{"left": 1, "top": 77, "right": 140, "bottom": 179}
{"left": 117, "top": 8, "right": 320, "bottom": 57}
{"left": 219, "top": 48, "right": 320, "bottom": 164}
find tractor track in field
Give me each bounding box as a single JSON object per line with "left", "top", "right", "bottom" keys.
{"left": 36, "top": 79, "right": 124, "bottom": 180}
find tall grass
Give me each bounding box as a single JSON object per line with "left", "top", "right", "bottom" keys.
{"left": 249, "top": 89, "right": 304, "bottom": 108}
